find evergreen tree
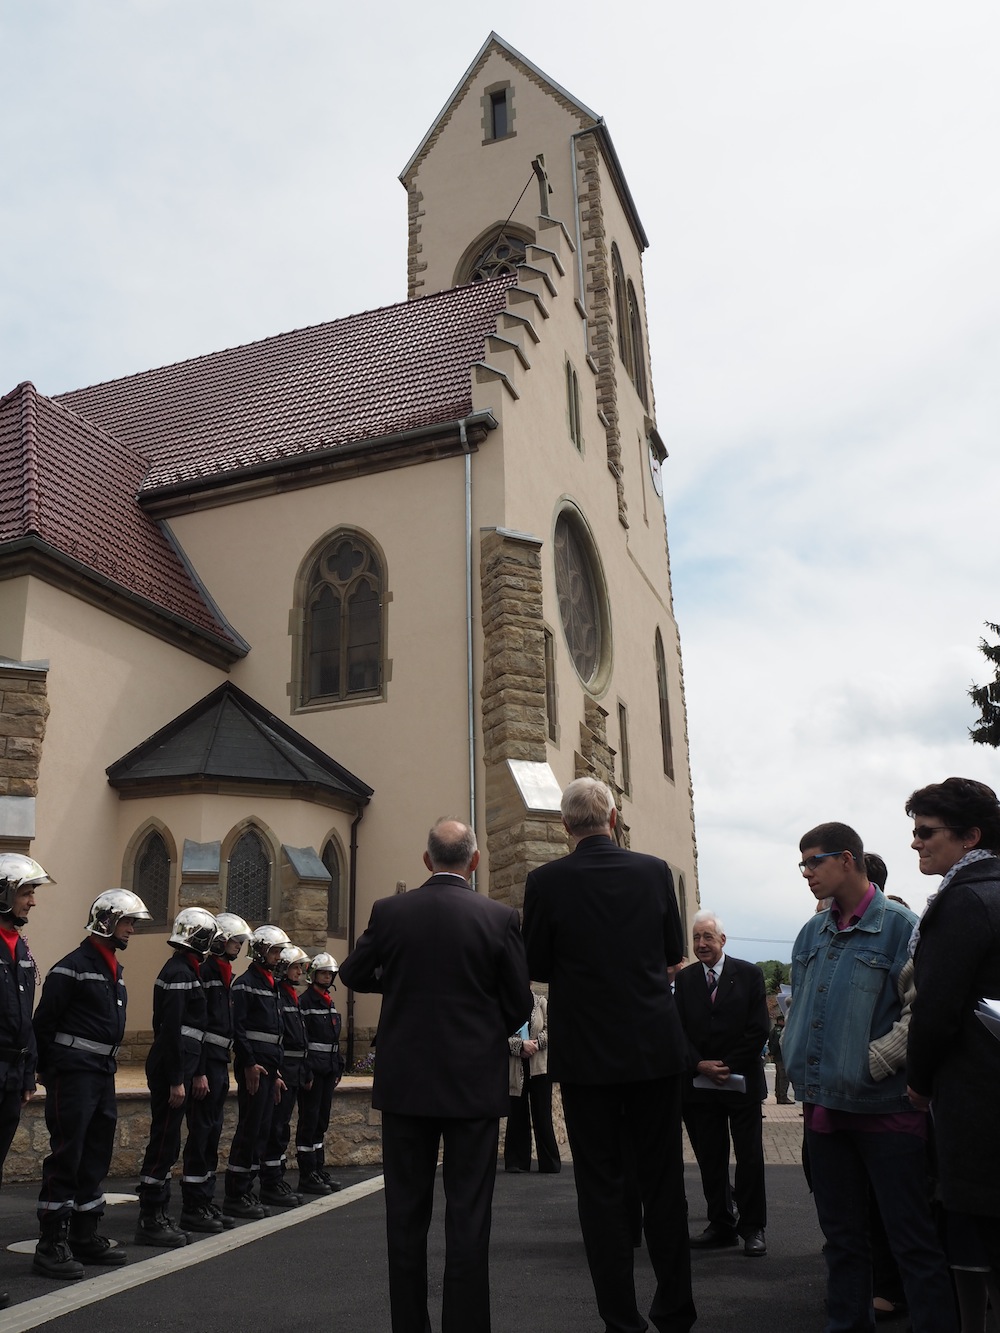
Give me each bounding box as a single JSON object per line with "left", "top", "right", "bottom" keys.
{"left": 970, "top": 622, "right": 1000, "bottom": 747}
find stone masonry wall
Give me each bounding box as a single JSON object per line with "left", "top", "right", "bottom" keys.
{"left": 4, "top": 1079, "right": 384, "bottom": 1184}
{"left": 480, "top": 530, "right": 566, "bottom": 909}
{"left": 0, "top": 665, "right": 48, "bottom": 805}
{"left": 576, "top": 132, "right": 627, "bottom": 529}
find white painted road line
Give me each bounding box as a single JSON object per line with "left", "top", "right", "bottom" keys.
{"left": 0, "top": 1176, "right": 385, "bottom": 1333}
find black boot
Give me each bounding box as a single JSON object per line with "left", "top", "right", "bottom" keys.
{"left": 33, "top": 1216, "right": 85, "bottom": 1280}
{"left": 68, "top": 1211, "right": 127, "bottom": 1266}
{"left": 134, "top": 1209, "right": 188, "bottom": 1248}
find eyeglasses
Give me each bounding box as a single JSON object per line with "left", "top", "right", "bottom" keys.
{"left": 911, "top": 825, "right": 960, "bottom": 841}
{"left": 798, "top": 851, "right": 846, "bottom": 874}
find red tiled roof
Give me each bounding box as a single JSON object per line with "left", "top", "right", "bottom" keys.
{"left": 56, "top": 279, "right": 514, "bottom": 492}
{"left": 0, "top": 381, "right": 240, "bottom": 645}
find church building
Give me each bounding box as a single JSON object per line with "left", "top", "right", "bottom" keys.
{"left": 0, "top": 34, "right": 698, "bottom": 1055}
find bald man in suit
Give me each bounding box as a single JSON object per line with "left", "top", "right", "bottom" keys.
{"left": 340, "top": 818, "right": 530, "bottom": 1333}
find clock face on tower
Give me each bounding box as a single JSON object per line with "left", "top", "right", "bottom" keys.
{"left": 648, "top": 440, "right": 663, "bottom": 497}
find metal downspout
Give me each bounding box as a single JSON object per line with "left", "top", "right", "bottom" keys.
{"left": 460, "top": 418, "right": 477, "bottom": 891}
{"left": 345, "top": 803, "right": 364, "bottom": 1070}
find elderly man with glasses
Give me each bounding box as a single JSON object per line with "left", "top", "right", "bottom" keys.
{"left": 783, "top": 822, "right": 957, "bottom": 1333}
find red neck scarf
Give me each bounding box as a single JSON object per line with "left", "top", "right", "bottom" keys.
{"left": 281, "top": 981, "right": 300, "bottom": 1003}
{"left": 89, "top": 936, "right": 119, "bottom": 979}
{"left": 0, "top": 923, "right": 20, "bottom": 960}
{"left": 312, "top": 984, "right": 332, "bottom": 1007}
{"left": 217, "top": 958, "right": 233, "bottom": 988}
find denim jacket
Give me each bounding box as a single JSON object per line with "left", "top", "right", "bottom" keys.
{"left": 782, "top": 890, "right": 917, "bottom": 1112}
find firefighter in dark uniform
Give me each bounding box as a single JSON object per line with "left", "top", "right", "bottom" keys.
{"left": 0, "top": 854, "right": 53, "bottom": 1309}
{"left": 179, "top": 910, "right": 250, "bottom": 1233}
{"left": 224, "top": 923, "right": 290, "bottom": 1221}
{"left": 33, "top": 889, "right": 151, "bottom": 1279}
{"left": 135, "top": 907, "right": 221, "bottom": 1247}
{"left": 295, "top": 951, "right": 345, "bottom": 1196}
{"left": 259, "top": 944, "right": 311, "bottom": 1209}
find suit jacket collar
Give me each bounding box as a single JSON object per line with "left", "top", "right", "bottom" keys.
{"left": 423, "top": 873, "right": 472, "bottom": 889}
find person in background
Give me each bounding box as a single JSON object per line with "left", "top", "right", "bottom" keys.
{"left": 260, "top": 943, "right": 310, "bottom": 1209}
{"left": 224, "top": 923, "right": 290, "bottom": 1221}
{"left": 504, "top": 985, "right": 560, "bottom": 1175}
{"left": 296, "top": 951, "right": 345, "bottom": 1196}
{"left": 0, "top": 855, "right": 53, "bottom": 1310}
{"left": 674, "top": 911, "right": 769, "bottom": 1257}
{"left": 768, "top": 1013, "right": 790, "bottom": 1105}
{"left": 906, "top": 778, "right": 1000, "bottom": 1331}
{"left": 33, "top": 890, "right": 151, "bottom": 1279}
{"left": 135, "top": 907, "right": 221, "bottom": 1248}
{"left": 180, "top": 911, "right": 250, "bottom": 1233}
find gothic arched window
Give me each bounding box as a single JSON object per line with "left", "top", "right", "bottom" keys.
{"left": 322, "top": 838, "right": 346, "bottom": 936}
{"left": 303, "top": 534, "right": 383, "bottom": 706}
{"left": 227, "top": 827, "right": 271, "bottom": 923}
{"left": 627, "top": 280, "right": 648, "bottom": 408}
{"left": 611, "top": 245, "right": 632, "bottom": 376}
{"left": 466, "top": 229, "right": 527, "bottom": 283}
{"left": 134, "top": 829, "right": 170, "bottom": 926}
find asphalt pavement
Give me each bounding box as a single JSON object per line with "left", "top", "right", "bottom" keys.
{"left": 0, "top": 1146, "right": 830, "bottom": 1332}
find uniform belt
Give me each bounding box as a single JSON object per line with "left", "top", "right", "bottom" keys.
{"left": 307, "top": 1042, "right": 336, "bottom": 1052}
{"left": 53, "top": 1033, "right": 120, "bottom": 1057}
{"left": 180, "top": 1026, "right": 206, "bottom": 1043}
{"left": 202, "top": 1031, "right": 233, "bottom": 1050}
{"left": 244, "top": 1030, "right": 280, "bottom": 1045}
{"left": 284, "top": 1049, "right": 306, "bottom": 1060}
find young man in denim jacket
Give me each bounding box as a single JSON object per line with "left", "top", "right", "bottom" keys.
{"left": 783, "top": 821, "right": 956, "bottom": 1333}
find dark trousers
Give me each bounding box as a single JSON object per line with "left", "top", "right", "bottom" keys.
{"left": 504, "top": 1065, "right": 561, "bottom": 1173}
{"left": 262, "top": 1066, "right": 303, "bottom": 1184}
{"left": 182, "top": 1056, "right": 229, "bottom": 1206}
{"left": 37, "top": 1069, "right": 117, "bottom": 1220}
{"left": 381, "top": 1110, "right": 499, "bottom": 1333}
{"left": 806, "top": 1126, "right": 958, "bottom": 1333}
{"left": 682, "top": 1097, "right": 766, "bottom": 1234}
{"left": 773, "top": 1059, "right": 790, "bottom": 1103}
{"left": 0, "top": 1083, "right": 23, "bottom": 1188}
{"left": 561, "top": 1076, "right": 696, "bottom": 1333}
{"left": 296, "top": 1071, "right": 335, "bottom": 1173}
{"left": 225, "top": 1064, "right": 277, "bottom": 1198}
{"left": 138, "top": 1049, "right": 200, "bottom": 1210}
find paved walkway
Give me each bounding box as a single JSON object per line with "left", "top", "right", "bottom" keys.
{"left": 0, "top": 1099, "right": 826, "bottom": 1333}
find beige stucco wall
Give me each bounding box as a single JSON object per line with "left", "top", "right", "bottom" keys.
{"left": 405, "top": 47, "right": 591, "bottom": 299}
{"left": 2, "top": 580, "right": 223, "bottom": 998}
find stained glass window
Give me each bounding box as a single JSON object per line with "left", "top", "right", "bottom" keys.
{"left": 135, "top": 830, "right": 169, "bottom": 926}
{"left": 554, "top": 513, "right": 602, "bottom": 685}
{"left": 305, "top": 535, "right": 382, "bottom": 705}
{"left": 228, "top": 828, "right": 270, "bottom": 923}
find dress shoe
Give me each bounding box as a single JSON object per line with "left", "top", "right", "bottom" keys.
{"left": 743, "top": 1229, "right": 767, "bottom": 1257}
{"left": 688, "top": 1224, "right": 738, "bottom": 1249}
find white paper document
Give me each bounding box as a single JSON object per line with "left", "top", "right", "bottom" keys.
{"left": 692, "top": 1073, "right": 747, "bottom": 1093}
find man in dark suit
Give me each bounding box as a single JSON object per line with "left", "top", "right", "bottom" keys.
{"left": 339, "top": 818, "right": 531, "bottom": 1333}
{"left": 523, "top": 777, "right": 696, "bottom": 1333}
{"left": 673, "top": 911, "right": 769, "bottom": 1257}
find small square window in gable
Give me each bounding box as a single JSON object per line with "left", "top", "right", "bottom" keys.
{"left": 482, "top": 82, "right": 515, "bottom": 143}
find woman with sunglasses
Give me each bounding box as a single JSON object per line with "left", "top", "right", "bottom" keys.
{"left": 906, "top": 777, "right": 1000, "bottom": 1330}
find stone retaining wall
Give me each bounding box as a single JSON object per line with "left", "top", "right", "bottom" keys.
{"left": 3, "top": 1078, "right": 384, "bottom": 1184}
{"left": 4, "top": 1079, "right": 569, "bottom": 1183}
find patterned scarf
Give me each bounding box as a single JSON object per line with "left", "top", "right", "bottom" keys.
{"left": 908, "top": 847, "right": 996, "bottom": 957}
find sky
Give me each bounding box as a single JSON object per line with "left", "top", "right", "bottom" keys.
{"left": 2, "top": 1, "right": 999, "bottom": 961}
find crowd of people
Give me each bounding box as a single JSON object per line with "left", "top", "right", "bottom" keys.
{"left": 0, "top": 861, "right": 345, "bottom": 1304}
{"left": 2, "top": 769, "right": 1000, "bottom": 1333}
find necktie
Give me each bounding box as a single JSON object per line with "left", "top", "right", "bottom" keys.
{"left": 707, "top": 968, "right": 717, "bottom": 1001}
